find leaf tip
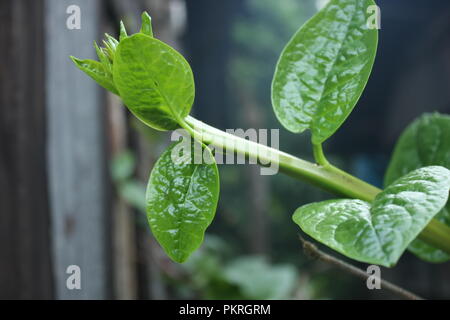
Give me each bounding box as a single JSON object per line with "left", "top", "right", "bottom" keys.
{"left": 93, "top": 41, "right": 104, "bottom": 60}
{"left": 70, "top": 55, "right": 82, "bottom": 66}
{"left": 119, "top": 20, "right": 128, "bottom": 41}
{"left": 165, "top": 248, "right": 189, "bottom": 264}
{"left": 140, "top": 11, "right": 154, "bottom": 37}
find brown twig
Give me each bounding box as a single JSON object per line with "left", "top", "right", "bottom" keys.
{"left": 298, "top": 235, "right": 424, "bottom": 300}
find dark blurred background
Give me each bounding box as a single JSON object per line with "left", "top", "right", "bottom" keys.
{"left": 1, "top": 0, "right": 450, "bottom": 299}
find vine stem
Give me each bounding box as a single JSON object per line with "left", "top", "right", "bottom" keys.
{"left": 184, "top": 115, "right": 450, "bottom": 255}
{"left": 299, "top": 236, "right": 423, "bottom": 300}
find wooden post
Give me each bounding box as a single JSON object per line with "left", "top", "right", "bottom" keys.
{"left": 107, "top": 93, "right": 138, "bottom": 300}
{"left": 0, "top": 0, "right": 54, "bottom": 299}
{"left": 45, "top": 0, "right": 109, "bottom": 299}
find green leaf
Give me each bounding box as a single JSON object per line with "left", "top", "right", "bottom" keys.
{"left": 113, "top": 33, "right": 195, "bottom": 131}
{"left": 70, "top": 56, "right": 118, "bottom": 94}
{"left": 407, "top": 240, "right": 450, "bottom": 263}
{"left": 293, "top": 166, "right": 450, "bottom": 267}
{"left": 103, "top": 33, "right": 119, "bottom": 61}
{"left": 94, "top": 41, "right": 112, "bottom": 71}
{"left": 385, "top": 113, "right": 450, "bottom": 262}
{"left": 146, "top": 140, "right": 220, "bottom": 263}
{"left": 119, "top": 21, "right": 128, "bottom": 41}
{"left": 140, "top": 12, "right": 154, "bottom": 37}
{"left": 271, "top": 0, "right": 378, "bottom": 144}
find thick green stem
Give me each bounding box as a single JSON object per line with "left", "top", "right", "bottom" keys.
{"left": 185, "top": 115, "right": 450, "bottom": 255}
{"left": 186, "top": 116, "right": 379, "bottom": 200}
{"left": 419, "top": 219, "right": 450, "bottom": 254}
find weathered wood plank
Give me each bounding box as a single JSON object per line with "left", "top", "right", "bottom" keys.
{"left": 45, "top": 0, "right": 109, "bottom": 299}
{"left": 107, "top": 93, "right": 138, "bottom": 300}
{"left": 0, "top": 0, "right": 53, "bottom": 299}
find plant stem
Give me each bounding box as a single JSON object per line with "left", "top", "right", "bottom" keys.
{"left": 298, "top": 236, "right": 423, "bottom": 300}
{"left": 185, "top": 115, "right": 450, "bottom": 255}
{"left": 186, "top": 116, "right": 380, "bottom": 200}
{"left": 419, "top": 219, "right": 450, "bottom": 254}
{"left": 312, "top": 143, "right": 330, "bottom": 166}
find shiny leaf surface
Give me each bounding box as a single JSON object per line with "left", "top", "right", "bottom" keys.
{"left": 113, "top": 34, "right": 195, "bottom": 131}
{"left": 272, "top": 0, "right": 378, "bottom": 144}
{"left": 146, "top": 141, "right": 220, "bottom": 263}
{"left": 293, "top": 166, "right": 450, "bottom": 267}
{"left": 385, "top": 113, "right": 450, "bottom": 262}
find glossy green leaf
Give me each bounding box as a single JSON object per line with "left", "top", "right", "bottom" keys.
{"left": 113, "top": 33, "right": 195, "bottom": 131}
{"left": 385, "top": 113, "right": 450, "bottom": 262}
{"left": 146, "top": 140, "right": 220, "bottom": 263}
{"left": 293, "top": 166, "right": 450, "bottom": 267}
{"left": 271, "top": 0, "right": 378, "bottom": 144}
{"left": 70, "top": 56, "right": 118, "bottom": 94}
{"left": 140, "top": 12, "right": 154, "bottom": 37}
